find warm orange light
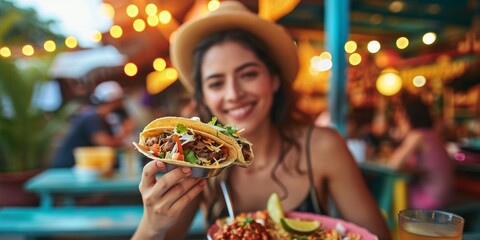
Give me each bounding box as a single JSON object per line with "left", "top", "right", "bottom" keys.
{"left": 91, "top": 31, "right": 102, "bottom": 43}
{"left": 43, "top": 40, "right": 56, "bottom": 52}
{"left": 22, "top": 45, "right": 34, "bottom": 56}
{"left": 126, "top": 4, "right": 139, "bottom": 17}
{"left": 145, "top": 3, "right": 157, "bottom": 16}
{"left": 110, "top": 25, "right": 123, "bottom": 38}
{"left": 396, "top": 37, "right": 409, "bottom": 49}
{"left": 153, "top": 58, "right": 166, "bottom": 71}
{"left": 376, "top": 68, "right": 402, "bottom": 96}
{"left": 159, "top": 10, "right": 171, "bottom": 24}
{"left": 65, "top": 36, "right": 78, "bottom": 48}
{"left": 124, "top": 62, "right": 138, "bottom": 77}
{"left": 349, "top": 53, "right": 362, "bottom": 66}
{"left": 344, "top": 41, "right": 357, "bottom": 53}
{"left": 0, "top": 47, "right": 12, "bottom": 57}
{"left": 412, "top": 75, "right": 426, "bottom": 87}
{"left": 146, "top": 70, "right": 177, "bottom": 94}
{"left": 133, "top": 19, "right": 146, "bottom": 32}
{"left": 147, "top": 15, "right": 159, "bottom": 27}
{"left": 164, "top": 68, "right": 178, "bottom": 80}
{"left": 208, "top": 0, "right": 221, "bottom": 11}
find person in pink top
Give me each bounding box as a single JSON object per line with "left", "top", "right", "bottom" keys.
{"left": 387, "top": 94, "right": 454, "bottom": 209}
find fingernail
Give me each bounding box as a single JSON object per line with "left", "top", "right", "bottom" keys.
{"left": 181, "top": 167, "right": 191, "bottom": 174}
{"left": 198, "top": 179, "right": 206, "bottom": 187}
{"left": 156, "top": 161, "right": 165, "bottom": 170}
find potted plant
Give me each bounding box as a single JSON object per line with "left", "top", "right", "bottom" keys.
{"left": 0, "top": 0, "right": 77, "bottom": 206}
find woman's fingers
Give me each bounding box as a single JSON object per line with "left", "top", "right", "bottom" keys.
{"left": 167, "top": 178, "right": 206, "bottom": 214}
{"left": 139, "top": 160, "right": 166, "bottom": 193}
{"left": 158, "top": 176, "right": 205, "bottom": 209}
{"left": 151, "top": 167, "right": 192, "bottom": 196}
{"left": 139, "top": 162, "right": 206, "bottom": 216}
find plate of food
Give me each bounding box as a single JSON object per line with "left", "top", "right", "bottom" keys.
{"left": 133, "top": 116, "right": 254, "bottom": 178}
{"left": 208, "top": 193, "right": 378, "bottom": 240}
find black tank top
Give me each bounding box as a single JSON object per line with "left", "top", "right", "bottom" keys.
{"left": 293, "top": 125, "right": 325, "bottom": 214}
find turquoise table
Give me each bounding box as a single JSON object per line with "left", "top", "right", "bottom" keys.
{"left": 359, "top": 161, "right": 413, "bottom": 228}
{"left": 0, "top": 168, "right": 206, "bottom": 238}
{"left": 25, "top": 168, "right": 141, "bottom": 209}
{"left": 0, "top": 206, "right": 206, "bottom": 238}
{"left": 0, "top": 206, "right": 143, "bottom": 237}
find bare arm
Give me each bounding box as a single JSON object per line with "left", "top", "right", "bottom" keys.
{"left": 311, "top": 127, "right": 391, "bottom": 240}
{"left": 387, "top": 131, "right": 423, "bottom": 169}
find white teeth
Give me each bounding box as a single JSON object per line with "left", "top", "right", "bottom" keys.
{"left": 228, "top": 105, "right": 252, "bottom": 117}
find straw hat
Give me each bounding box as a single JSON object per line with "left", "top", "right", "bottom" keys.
{"left": 170, "top": 0, "right": 299, "bottom": 93}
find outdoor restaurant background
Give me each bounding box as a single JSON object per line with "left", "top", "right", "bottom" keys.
{"left": 0, "top": 0, "right": 479, "bottom": 239}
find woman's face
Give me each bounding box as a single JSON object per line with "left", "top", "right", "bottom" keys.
{"left": 200, "top": 41, "right": 279, "bottom": 135}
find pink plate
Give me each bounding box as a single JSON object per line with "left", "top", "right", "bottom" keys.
{"left": 207, "top": 211, "right": 379, "bottom": 240}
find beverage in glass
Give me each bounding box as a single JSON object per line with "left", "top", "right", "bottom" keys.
{"left": 398, "top": 209, "right": 464, "bottom": 240}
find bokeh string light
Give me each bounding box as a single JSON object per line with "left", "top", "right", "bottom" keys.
{"left": 0, "top": 0, "right": 466, "bottom": 96}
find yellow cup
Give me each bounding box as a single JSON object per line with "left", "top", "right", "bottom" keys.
{"left": 74, "top": 146, "right": 116, "bottom": 177}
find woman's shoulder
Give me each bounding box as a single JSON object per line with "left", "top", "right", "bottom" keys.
{"left": 308, "top": 125, "right": 346, "bottom": 145}
{"left": 300, "top": 125, "right": 351, "bottom": 160}
{"left": 300, "top": 125, "right": 359, "bottom": 176}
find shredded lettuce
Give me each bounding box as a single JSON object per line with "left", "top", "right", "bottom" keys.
{"left": 184, "top": 150, "right": 198, "bottom": 164}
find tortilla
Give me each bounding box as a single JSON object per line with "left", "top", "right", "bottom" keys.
{"left": 141, "top": 116, "right": 253, "bottom": 167}
{"left": 135, "top": 125, "right": 238, "bottom": 169}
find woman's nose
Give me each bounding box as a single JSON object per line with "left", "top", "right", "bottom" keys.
{"left": 224, "top": 77, "right": 245, "bottom": 101}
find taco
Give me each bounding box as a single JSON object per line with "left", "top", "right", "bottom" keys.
{"left": 133, "top": 117, "right": 253, "bottom": 176}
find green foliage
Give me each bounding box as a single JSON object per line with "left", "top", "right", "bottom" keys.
{"left": 0, "top": 0, "right": 63, "bottom": 46}
{"left": 0, "top": 0, "right": 77, "bottom": 172}
{"left": 0, "top": 58, "right": 78, "bottom": 172}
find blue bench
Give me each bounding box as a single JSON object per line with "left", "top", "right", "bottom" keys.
{"left": 0, "top": 206, "right": 205, "bottom": 238}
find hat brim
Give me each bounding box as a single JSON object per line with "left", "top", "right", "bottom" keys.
{"left": 170, "top": 7, "right": 299, "bottom": 93}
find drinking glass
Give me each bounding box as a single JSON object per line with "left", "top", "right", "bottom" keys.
{"left": 398, "top": 209, "right": 464, "bottom": 240}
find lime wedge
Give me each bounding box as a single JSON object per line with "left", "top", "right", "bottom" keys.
{"left": 281, "top": 218, "right": 321, "bottom": 233}
{"left": 266, "top": 192, "right": 284, "bottom": 223}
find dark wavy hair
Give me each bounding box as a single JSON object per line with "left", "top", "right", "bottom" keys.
{"left": 190, "top": 29, "right": 310, "bottom": 222}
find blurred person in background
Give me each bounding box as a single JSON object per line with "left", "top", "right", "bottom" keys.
{"left": 387, "top": 94, "right": 454, "bottom": 209}
{"left": 346, "top": 105, "right": 380, "bottom": 163}
{"left": 51, "top": 80, "right": 135, "bottom": 168}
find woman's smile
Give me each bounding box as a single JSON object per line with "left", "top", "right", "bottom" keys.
{"left": 225, "top": 103, "right": 255, "bottom": 120}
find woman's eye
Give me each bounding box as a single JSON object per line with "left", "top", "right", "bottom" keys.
{"left": 207, "top": 80, "right": 224, "bottom": 89}
{"left": 240, "top": 71, "right": 258, "bottom": 79}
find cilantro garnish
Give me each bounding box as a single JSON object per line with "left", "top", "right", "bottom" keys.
{"left": 225, "top": 125, "right": 237, "bottom": 136}
{"left": 208, "top": 117, "right": 239, "bottom": 137}
{"left": 176, "top": 124, "right": 187, "bottom": 134}
{"left": 208, "top": 117, "right": 217, "bottom": 125}
{"left": 242, "top": 217, "right": 253, "bottom": 226}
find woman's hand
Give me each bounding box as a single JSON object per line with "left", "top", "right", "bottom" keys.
{"left": 132, "top": 160, "right": 206, "bottom": 239}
